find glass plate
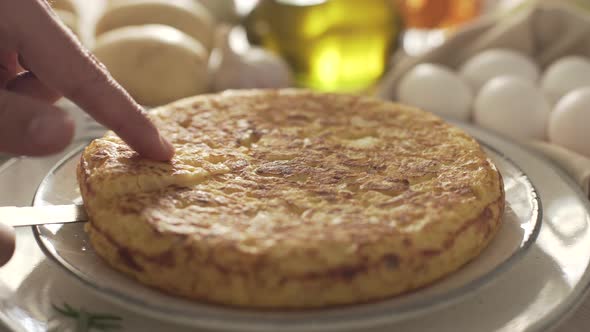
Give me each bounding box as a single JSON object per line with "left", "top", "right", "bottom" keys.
{"left": 32, "top": 139, "right": 541, "bottom": 332}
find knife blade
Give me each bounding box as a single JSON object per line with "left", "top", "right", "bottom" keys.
{"left": 0, "top": 205, "right": 88, "bottom": 228}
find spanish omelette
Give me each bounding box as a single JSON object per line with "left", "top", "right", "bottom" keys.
{"left": 77, "top": 89, "right": 504, "bottom": 308}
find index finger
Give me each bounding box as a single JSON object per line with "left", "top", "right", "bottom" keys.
{"left": 1, "top": 0, "right": 174, "bottom": 161}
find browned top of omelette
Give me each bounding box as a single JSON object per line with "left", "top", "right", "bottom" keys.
{"left": 78, "top": 89, "right": 504, "bottom": 308}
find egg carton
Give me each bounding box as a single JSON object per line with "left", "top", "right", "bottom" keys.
{"left": 378, "top": 1, "right": 590, "bottom": 198}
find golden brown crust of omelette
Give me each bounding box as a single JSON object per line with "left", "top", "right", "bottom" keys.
{"left": 77, "top": 89, "right": 504, "bottom": 308}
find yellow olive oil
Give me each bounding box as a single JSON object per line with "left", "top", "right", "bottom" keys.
{"left": 246, "top": 0, "right": 401, "bottom": 93}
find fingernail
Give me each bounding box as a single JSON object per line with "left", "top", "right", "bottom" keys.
{"left": 28, "top": 112, "right": 73, "bottom": 148}
{"left": 160, "top": 134, "right": 175, "bottom": 160}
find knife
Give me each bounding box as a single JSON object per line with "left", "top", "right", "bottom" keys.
{"left": 0, "top": 205, "right": 88, "bottom": 228}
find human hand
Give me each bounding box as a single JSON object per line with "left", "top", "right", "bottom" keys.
{"left": 0, "top": 0, "right": 175, "bottom": 266}
{"left": 0, "top": 222, "right": 14, "bottom": 267}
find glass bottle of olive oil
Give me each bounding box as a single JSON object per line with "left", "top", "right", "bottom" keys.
{"left": 245, "top": 0, "right": 401, "bottom": 93}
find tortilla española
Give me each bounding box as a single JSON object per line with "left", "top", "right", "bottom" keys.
{"left": 77, "top": 89, "right": 504, "bottom": 308}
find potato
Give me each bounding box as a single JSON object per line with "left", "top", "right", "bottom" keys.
{"left": 95, "top": 0, "right": 214, "bottom": 49}
{"left": 92, "top": 24, "right": 209, "bottom": 106}
{"left": 48, "top": 0, "right": 77, "bottom": 14}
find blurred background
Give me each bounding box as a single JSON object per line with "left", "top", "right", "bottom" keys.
{"left": 52, "top": 0, "right": 545, "bottom": 98}
{"left": 243, "top": 0, "right": 495, "bottom": 92}
{"left": 49, "top": 0, "right": 590, "bottom": 169}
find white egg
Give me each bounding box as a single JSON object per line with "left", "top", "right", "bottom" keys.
{"left": 541, "top": 56, "right": 590, "bottom": 104}
{"left": 459, "top": 49, "right": 540, "bottom": 92}
{"left": 397, "top": 63, "right": 473, "bottom": 120}
{"left": 474, "top": 76, "right": 550, "bottom": 140}
{"left": 548, "top": 87, "right": 590, "bottom": 157}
